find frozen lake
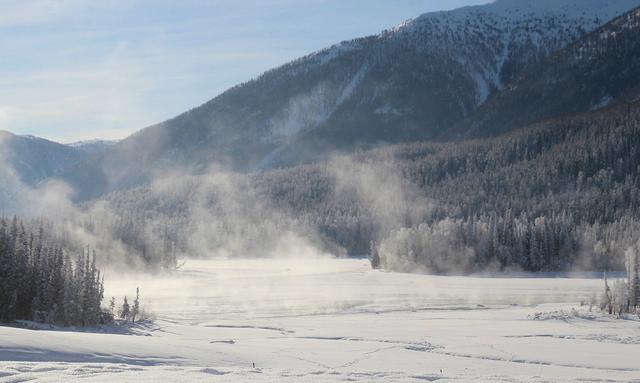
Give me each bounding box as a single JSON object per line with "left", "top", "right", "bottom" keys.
{"left": 1, "top": 257, "right": 639, "bottom": 382}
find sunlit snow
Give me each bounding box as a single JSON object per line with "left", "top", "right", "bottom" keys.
{"left": 1, "top": 258, "right": 638, "bottom": 382}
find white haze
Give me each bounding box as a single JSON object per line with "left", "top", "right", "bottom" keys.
{"left": 103, "top": 257, "right": 606, "bottom": 323}
{"left": 330, "top": 155, "right": 434, "bottom": 239}
{"left": 0, "top": 130, "right": 616, "bottom": 281}
{"left": 0, "top": 142, "right": 345, "bottom": 270}
{"left": 2, "top": 119, "right": 436, "bottom": 268}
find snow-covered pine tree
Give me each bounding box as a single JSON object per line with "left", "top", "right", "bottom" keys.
{"left": 626, "top": 241, "right": 640, "bottom": 312}
{"left": 109, "top": 296, "right": 116, "bottom": 317}
{"left": 131, "top": 287, "right": 140, "bottom": 323}
{"left": 120, "top": 296, "right": 130, "bottom": 321}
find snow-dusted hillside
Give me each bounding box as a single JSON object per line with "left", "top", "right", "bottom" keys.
{"left": 59, "top": 0, "right": 640, "bottom": 201}
{"left": 387, "top": 0, "right": 640, "bottom": 104}
{"left": 1, "top": 258, "right": 638, "bottom": 382}
{"left": 454, "top": 5, "right": 640, "bottom": 137}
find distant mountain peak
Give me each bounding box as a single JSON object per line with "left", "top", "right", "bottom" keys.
{"left": 67, "top": 139, "right": 119, "bottom": 155}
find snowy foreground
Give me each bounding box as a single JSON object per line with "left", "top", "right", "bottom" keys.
{"left": 1, "top": 258, "right": 639, "bottom": 382}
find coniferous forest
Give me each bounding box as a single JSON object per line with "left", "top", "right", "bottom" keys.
{"left": 98, "top": 102, "right": 640, "bottom": 276}
{"left": 0, "top": 217, "right": 107, "bottom": 326}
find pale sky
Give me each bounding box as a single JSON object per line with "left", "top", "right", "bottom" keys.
{"left": 0, "top": 0, "right": 489, "bottom": 143}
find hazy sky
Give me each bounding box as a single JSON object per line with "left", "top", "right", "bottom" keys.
{"left": 0, "top": 0, "right": 489, "bottom": 143}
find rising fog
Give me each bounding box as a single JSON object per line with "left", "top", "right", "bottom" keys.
{"left": 1, "top": 134, "right": 432, "bottom": 272}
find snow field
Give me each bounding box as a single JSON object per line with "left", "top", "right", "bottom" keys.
{"left": 1, "top": 258, "right": 638, "bottom": 382}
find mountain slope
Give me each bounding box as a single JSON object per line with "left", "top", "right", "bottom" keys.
{"left": 60, "top": 0, "right": 640, "bottom": 201}
{"left": 454, "top": 6, "right": 640, "bottom": 138}
{"left": 0, "top": 131, "right": 89, "bottom": 213}
{"left": 0, "top": 131, "right": 88, "bottom": 186}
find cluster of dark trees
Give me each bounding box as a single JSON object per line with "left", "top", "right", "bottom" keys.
{"left": 108, "top": 287, "right": 142, "bottom": 323}
{"left": 0, "top": 217, "right": 109, "bottom": 326}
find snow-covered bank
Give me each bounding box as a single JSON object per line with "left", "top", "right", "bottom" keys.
{"left": 1, "top": 258, "right": 639, "bottom": 382}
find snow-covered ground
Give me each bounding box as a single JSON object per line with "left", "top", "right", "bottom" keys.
{"left": 1, "top": 258, "right": 639, "bottom": 382}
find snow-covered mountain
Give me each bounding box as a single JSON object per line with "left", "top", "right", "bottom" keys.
{"left": 454, "top": 5, "right": 640, "bottom": 138}
{"left": 56, "top": 0, "right": 640, "bottom": 200}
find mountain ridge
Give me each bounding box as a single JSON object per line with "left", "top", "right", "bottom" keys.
{"left": 14, "top": 0, "right": 640, "bottom": 201}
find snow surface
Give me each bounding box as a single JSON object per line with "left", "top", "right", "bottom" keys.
{"left": 1, "top": 258, "right": 639, "bottom": 382}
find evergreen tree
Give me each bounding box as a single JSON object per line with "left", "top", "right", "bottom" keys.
{"left": 109, "top": 297, "right": 116, "bottom": 318}
{"left": 131, "top": 288, "right": 140, "bottom": 323}
{"left": 120, "top": 296, "right": 130, "bottom": 321}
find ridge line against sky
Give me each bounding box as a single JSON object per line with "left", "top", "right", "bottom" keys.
{"left": 0, "top": 0, "right": 489, "bottom": 143}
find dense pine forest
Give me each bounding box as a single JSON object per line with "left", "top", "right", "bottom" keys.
{"left": 0, "top": 217, "right": 108, "bottom": 326}
{"left": 265, "top": 102, "right": 640, "bottom": 273}
{"left": 99, "top": 101, "right": 640, "bottom": 274}
{"left": 365, "top": 102, "right": 640, "bottom": 273}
